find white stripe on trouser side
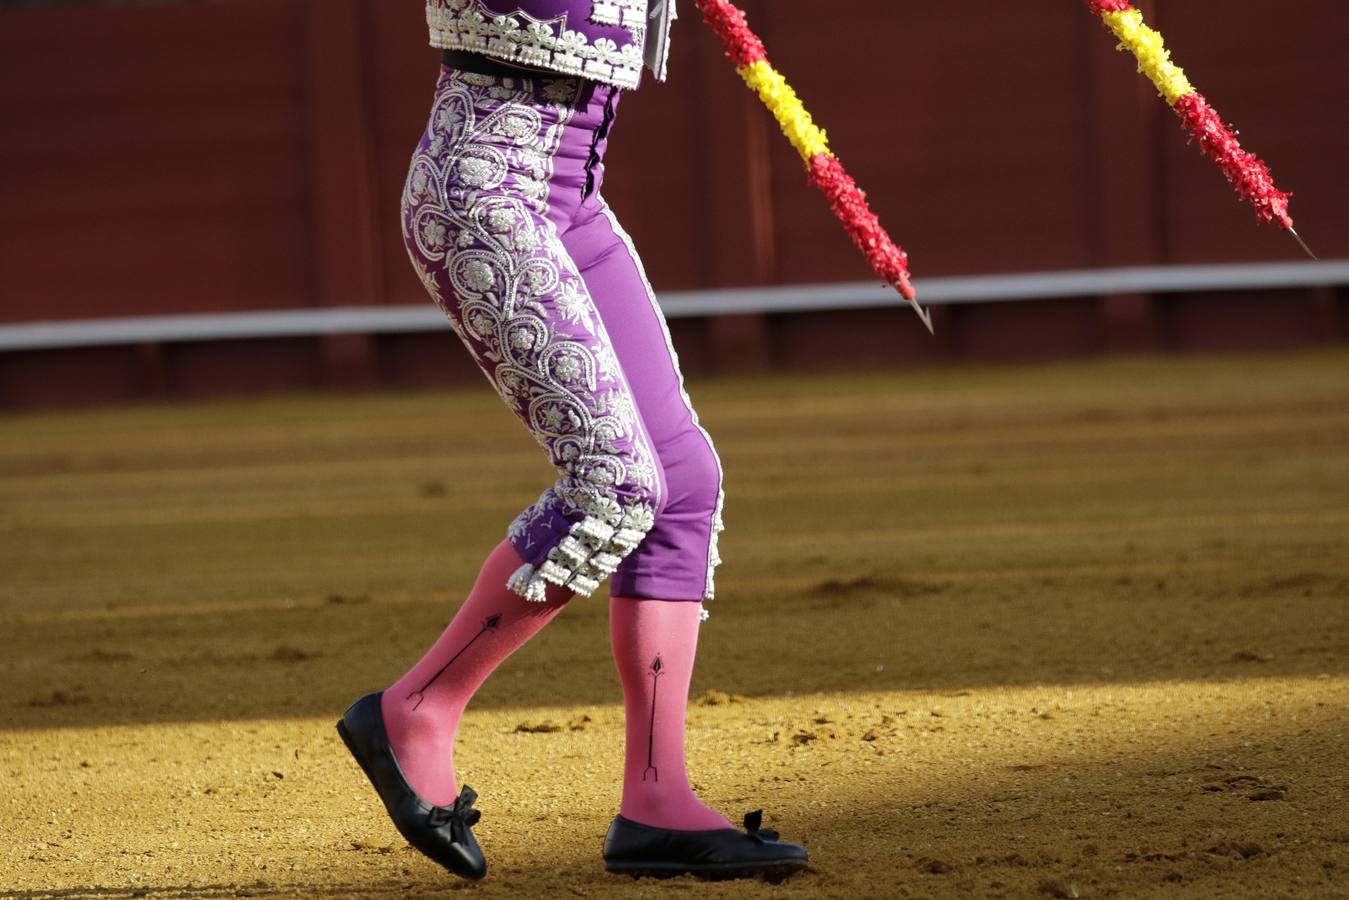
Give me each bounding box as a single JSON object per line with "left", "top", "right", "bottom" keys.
{"left": 597, "top": 202, "right": 724, "bottom": 615}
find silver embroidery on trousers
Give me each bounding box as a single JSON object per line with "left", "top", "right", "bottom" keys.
{"left": 401, "top": 72, "right": 661, "bottom": 601}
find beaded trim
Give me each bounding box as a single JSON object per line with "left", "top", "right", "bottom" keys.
{"left": 427, "top": 1, "right": 646, "bottom": 90}
{"left": 506, "top": 501, "right": 657, "bottom": 601}
{"left": 590, "top": 0, "right": 647, "bottom": 30}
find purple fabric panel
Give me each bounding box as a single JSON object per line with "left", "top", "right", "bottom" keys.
{"left": 561, "top": 203, "right": 720, "bottom": 601}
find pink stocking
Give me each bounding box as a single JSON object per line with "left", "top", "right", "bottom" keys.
{"left": 610, "top": 595, "right": 734, "bottom": 831}
{"left": 382, "top": 539, "right": 570, "bottom": 806}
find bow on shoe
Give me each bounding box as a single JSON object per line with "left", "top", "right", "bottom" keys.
{"left": 742, "top": 809, "right": 780, "bottom": 843}
{"left": 426, "top": 785, "right": 482, "bottom": 844}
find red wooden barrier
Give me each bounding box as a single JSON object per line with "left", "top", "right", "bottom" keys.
{"left": 0, "top": 0, "right": 1345, "bottom": 406}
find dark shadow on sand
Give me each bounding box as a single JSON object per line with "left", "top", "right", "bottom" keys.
{"left": 5, "top": 563, "right": 1346, "bottom": 731}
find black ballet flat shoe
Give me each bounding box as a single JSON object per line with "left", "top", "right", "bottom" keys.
{"left": 336, "top": 691, "right": 487, "bottom": 880}
{"left": 602, "top": 810, "right": 809, "bottom": 882}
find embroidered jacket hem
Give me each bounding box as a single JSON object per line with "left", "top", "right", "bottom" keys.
{"left": 426, "top": 0, "right": 675, "bottom": 92}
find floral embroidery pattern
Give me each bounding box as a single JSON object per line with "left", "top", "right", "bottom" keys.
{"left": 427, "top": 0, "right": 646, "bottom": 89}
{"left": 401, "top": 70, "right": 662, "bottom": 601}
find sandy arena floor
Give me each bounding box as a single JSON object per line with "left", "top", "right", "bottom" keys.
{"left": 2, "top": 350, "right": 1347, "bottom": 899}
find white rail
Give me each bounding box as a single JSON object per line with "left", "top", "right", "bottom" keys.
{"left": 2, "top": 260, "right": 1346, "bottom": 352}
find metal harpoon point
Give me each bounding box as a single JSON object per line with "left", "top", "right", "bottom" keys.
{"left": 904, "top": 297, "right": 935, "bottom": 335}
{"left": 1288, "top": 227, "right": 1318, "bottom": 261}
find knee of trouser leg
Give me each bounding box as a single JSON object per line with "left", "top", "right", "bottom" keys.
{"left": 655, "top": 434, "right": 723, "bottom": 524}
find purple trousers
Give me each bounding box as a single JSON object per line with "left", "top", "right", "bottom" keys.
{"left": 401, "top": 67, "right": 724, "bottom": 607}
